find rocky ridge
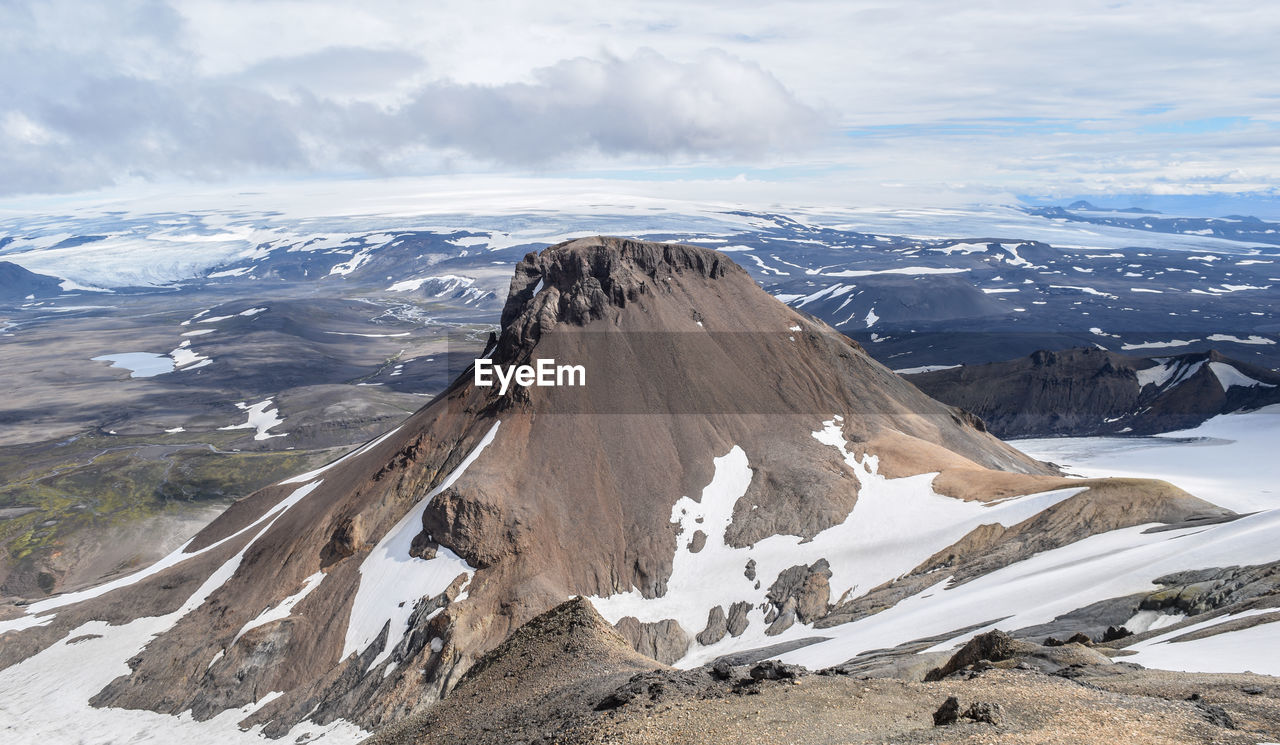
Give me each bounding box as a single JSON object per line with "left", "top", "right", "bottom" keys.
{"left": 905, "top": 347, "right": 1280, "bottom": 437}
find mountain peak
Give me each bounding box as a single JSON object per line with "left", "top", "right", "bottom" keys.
{"left": 498, "top": 236, "right": 742, "bottom": 332}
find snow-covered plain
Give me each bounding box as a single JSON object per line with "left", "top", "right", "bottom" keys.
{"left": 3, "top": 186, "right": 1274, "bottom": 292}
{"left": 1016, "top": 405, "right": 1280, "bottom": 513}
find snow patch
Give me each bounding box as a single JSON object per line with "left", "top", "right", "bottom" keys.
{"left": 233, "top": 572, "right": 326, "bottom": 644}
{"left": 1206, "top": 334, "right": 1275, "bottom": 346}
{"left": 93, "top": 352, "right": 175, "bottom": 378}
{"left": 343, "top": 421, "right": 501, "bottom": 670}
{"left": 1121, "top": 339, "right": 1198, "bottom": 351}
{"left": 1209, "top": 361, "right": 1276, "bottom": 390}
{"left": 1122, "top": 609, "right": 1187, "bottom": 634}
{"left": 219, "top": 400, "right": 286, "bottom": 441}
{"left": 816, "top": 266, "right": 969, "bottom": 278}
{"left": 1123, "top": 609, "right": 1280, "bottom": 675}
{"left": 592, "top": 419, "right": 1083, "bottom": 667}
{"left": 895, "top": 364, "right": 961, "bottom": 375}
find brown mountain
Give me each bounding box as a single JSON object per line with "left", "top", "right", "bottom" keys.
{"left": 0, "top": 237, "right": 1229, "bottom": 740}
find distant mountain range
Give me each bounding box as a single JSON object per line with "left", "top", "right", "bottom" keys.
{"left": 904, "top": 347, "right": 1280, "bottom": 438}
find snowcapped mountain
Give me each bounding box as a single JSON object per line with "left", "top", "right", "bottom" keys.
{"left": 2, "top": 238, "right": 1275, "bottom": 744}
{"left": 904, "top": 347, "right": 1280, "bottom": 438}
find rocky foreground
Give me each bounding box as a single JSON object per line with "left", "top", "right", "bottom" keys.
{"left": 366, "top": 597, "right": 1280, "bottom": 745}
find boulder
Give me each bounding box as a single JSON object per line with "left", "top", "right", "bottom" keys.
{"left": 933, "top": 696, "right": 961, "bottom": 726}
{"left": 615, "top": 617, "right": 690, "bottom": 665}
{"left": 727, "top": 602, "right": 751, "bottom": 637}
{"left": 696, "top": 606, "right": 728, "bottom": 646}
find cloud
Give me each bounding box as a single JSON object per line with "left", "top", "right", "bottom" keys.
{"left": 400, "top": 50, "right": 822, "bottom": 164}
{"left": 0, "top": 39, "right": 822, "bottom": 195}
{"left": 236, "top": 47, "right": 426, "bottom": 101}
{"left": 2, "top": 0, "right": 1280, "bottom": 199}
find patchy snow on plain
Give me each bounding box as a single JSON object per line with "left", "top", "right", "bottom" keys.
{"left": 745, "top": 253, "right": 789, "bottom": 276}
{"left": 930, "top": 242, "right": 990, "bottom": 255}
{"left": 92, "top": 352, "right": 175, "bottom": 378}
{"left": 816, "top": 266, "right": 970, "bottom": 278}
{"left": 386, "top": 274, "right": 474, "bottom": 294}
{"left": 789, "top": 283, "right": 855, "bottom": 308}
{"left": 328, "top": 246, "right": 375, "bottom": 276}
{"left": 1048, "top": 284, "right": 1117, "bottom": 299}
{"left": 169, "top": 340, "right": 210, "bottom": 370}
{"left": 1206, "top": 333, "right": 1275, "bottom": 345}
{"left": 219, "top": 400, "right": 286, "bottom": 440}
{"left": 1121, "top": 339, "right": 1198, "bottom": 351}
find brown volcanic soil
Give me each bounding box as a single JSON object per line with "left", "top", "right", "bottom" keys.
{"left": 367, "top": 598, "right": 1280, "bottom": 745}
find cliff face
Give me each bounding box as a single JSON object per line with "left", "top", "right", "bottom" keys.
{"left": 905, "top": 347, "right": 1280, "bottom": 437}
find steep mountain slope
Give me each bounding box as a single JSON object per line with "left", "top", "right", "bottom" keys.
{"left": 905, "top": 347, "right": 1280, "bottom": 437}
{"left": 0, "top": 237, "right": 1249, "bottom": 741}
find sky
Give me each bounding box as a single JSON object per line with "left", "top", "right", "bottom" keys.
{"left": 3, "top": 0, "right": 1280, "bottom": 206}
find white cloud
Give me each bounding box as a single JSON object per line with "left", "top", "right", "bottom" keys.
{"left": 2, "top": 112, "right": 58, "bottom": 146}
{"left": 1, "top": 0, "right": 1279, "bottom": 198}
